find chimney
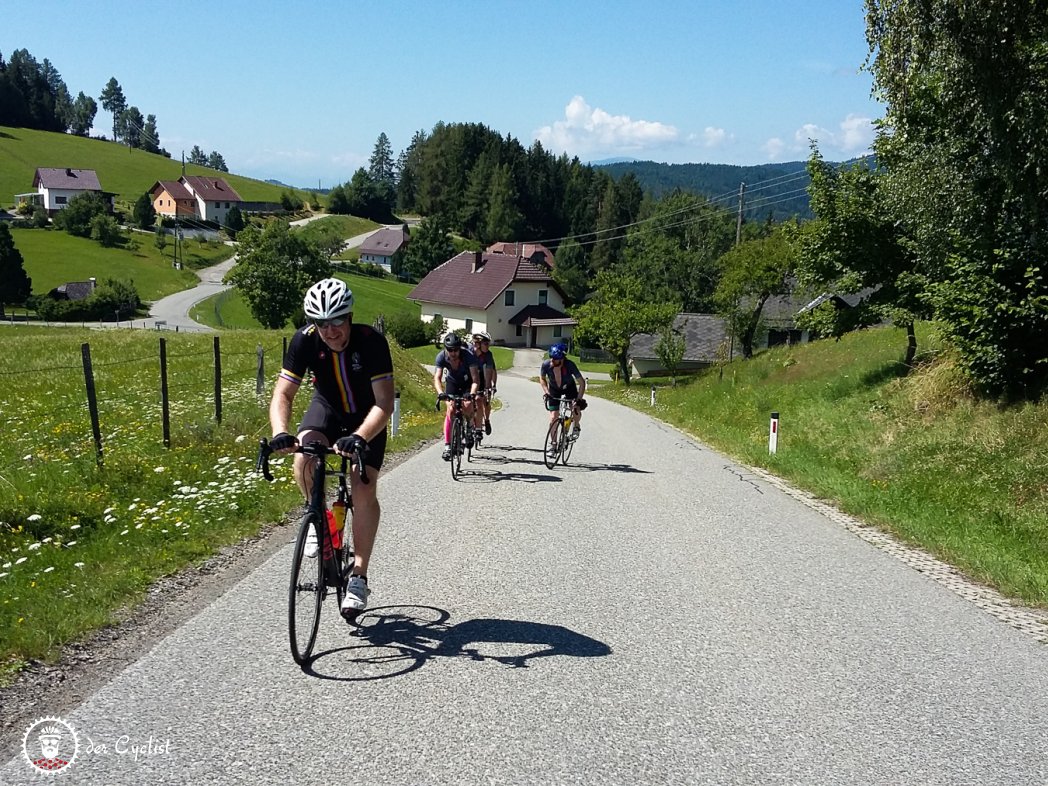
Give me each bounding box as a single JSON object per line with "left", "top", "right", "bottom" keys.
{"left": 66, "top": 168, "right": 74, "bottom": 177}
{"left": 88, "top": 277, "right": 97, "bottom": 291}
{"left": 471, "top": 251, "right": 483, "bottom": 273}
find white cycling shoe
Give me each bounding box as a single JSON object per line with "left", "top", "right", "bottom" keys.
{"left": 341, "top": 575, "right": 370, "bottom": 613}
{"left": 304, "top": 527, "right": 318, "bottom": 558}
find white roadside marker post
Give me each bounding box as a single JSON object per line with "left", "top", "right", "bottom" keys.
{"left": 769, "top": 411, "right": 779, "bottom": 454}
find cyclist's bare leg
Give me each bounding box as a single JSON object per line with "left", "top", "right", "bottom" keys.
{"left": 293, "top": 429, "right": 329, "bottom": 498}
{"left": 443, "top": 402, "right": 455, "bottom": 444}
{"left": 349, "top": 467, "right": 380, "bottom": 577}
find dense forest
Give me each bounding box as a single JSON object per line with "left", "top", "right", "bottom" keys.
{"left": 595, "top": 160, "right": 814, "bottom": 221}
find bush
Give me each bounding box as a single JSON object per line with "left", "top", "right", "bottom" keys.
{"left": 36, "top": 278, "right": 142, "bottom": 322}
{"left": 385, "top": 312, "right": 430, "bottom": 348}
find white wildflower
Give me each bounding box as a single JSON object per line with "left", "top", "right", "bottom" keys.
{"left": 70, "top": 524, "right": 80, "bottom": 530}
{"left": 15, "top": 557, "right": 27, "bottom": 565}
{"left": 235, "top": 435, "right": 246, "bottom": 443}
{"left": 120, "top": 529, "right": 129, "bottom": 536}
{"left": 66, "top": 541, "right": 77, "bottom": 547}
{"left": 154, "top": 466, "right": 166, "bottom": 473}
{"left": 104, "top": 507, "right": 115, "bottom": 515}
{"left": 43, "top": 566, "right": 54, "bottom": 573}
{"left": 27, "top": 514, "right": 42, "bottom": 522}
{"left": 0, "top": 573, "right": 7, "bottom": 579}
{"left": 128, "top": 503, "right": 137, "bottom": 511}
{"left": 74, "top": 562, "right": 85, "bottom": 569}
{"left": 27, "top": 543, "right": 41, "bottom": 551}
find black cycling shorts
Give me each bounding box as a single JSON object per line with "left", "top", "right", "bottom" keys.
{"left": 297, "top": 395, "right": 386, "bottom": 471}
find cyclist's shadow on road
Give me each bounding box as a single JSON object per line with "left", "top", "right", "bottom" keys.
{"left": 302, "top": 605, "right": 611, "bottom": 681}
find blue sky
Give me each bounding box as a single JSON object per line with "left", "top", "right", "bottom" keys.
{"left": 6, "top": 1, "right": 883, "bottom": 187}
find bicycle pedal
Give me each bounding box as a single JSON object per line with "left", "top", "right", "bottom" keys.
{"left": 340, "top": 607, "right": 362, "bottom": 624}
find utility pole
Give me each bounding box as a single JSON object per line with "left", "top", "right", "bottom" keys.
{"left": 735, "top": 181, "right": 746, "bottom": 246}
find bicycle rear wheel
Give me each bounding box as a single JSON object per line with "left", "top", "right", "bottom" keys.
{"left": 561, "top": 418, "right": 575, "bottom": 465}
{"left": 289, "top": 514, "right": 323, "bottom": 664}
{"left": 543, "top": 420, "right": 561, "bottom": 469}
{"left": 450, "top": 418, "right": 463, "bottom": 480}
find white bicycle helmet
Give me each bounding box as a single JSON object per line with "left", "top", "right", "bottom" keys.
{"left": 303, "top": 278, "right": 353, "bottom": 320}
{"left": 472, "top": 330, "right": 491, "bottom": 342}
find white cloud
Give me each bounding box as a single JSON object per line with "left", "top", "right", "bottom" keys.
{"left": 792, "top": 114, "right": 874, "bottom": 157}
{"left": 763, "top": 137, "right": 786, "bottom": 160}
{"left": 534, "top": 96, "right": 679, "bottom": 157}
{"left": 697, "top": 126, "right": 732, "bottom": 148}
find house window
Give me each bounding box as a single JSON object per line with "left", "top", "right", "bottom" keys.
{"left": 515, "top": 325, "right": 523, "bottom": 337}
{"left": 539, "top": 289, "right": 548, "bottom": 305}
{"left": 553, "top": 325, "right": 563, "bottom": 338}
{"left": 505, "top": 290, "right": 515, "bottom": 306}
{"left": 214, "top": 202, "right": 220, "bottom": 208}
{"left": 55, "top": 196, "right": 67, "bottom": 205}
{"left": 465, "top": 318, "right": 473, "bottom": 334}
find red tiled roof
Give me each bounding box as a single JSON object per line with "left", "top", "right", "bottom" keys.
{"left": 151, "top": 180, "right": 194, "bottom": 200}
{"left": 34, "top": 168, "right": 102, "bottom": 191}
{"left": 485, "top": 242, "right": 556, "bottom": 268}
{"left": 360, "top": 226, "right": 408, "bottom": 256}
{"left": 408, "top": 251, "right": 558, "bottom": 309}
{"left": 180, "top": 175, "right": 242, "bottom": 202}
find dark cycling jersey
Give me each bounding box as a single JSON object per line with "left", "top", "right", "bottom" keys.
{"left": 540, "top": 358, "right": 582, "bottom": 398}
{"left": 279, "top": 323, "right": 394, "bottom": 419}
{"left": 435, "top": 348, "right": 478, "bottom": 394}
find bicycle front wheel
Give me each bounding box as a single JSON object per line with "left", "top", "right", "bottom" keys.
{"left": 543, "top": 420, "right": 561, "bottom": 469}
{"left": 561, "top": 418, "right": 575, "bottom": 465}
{"left": 289, "top": 514, "right": 324, "bottom": 665}
{"left": 450, "top": 417, "right": 463, "bottom": 481}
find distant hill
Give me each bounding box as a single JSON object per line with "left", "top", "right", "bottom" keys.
{"left": 594, "top": 160, "right": 814, "bottom": 221}
{"left": 0, "top": 126, "right": 313, "bottom": 209}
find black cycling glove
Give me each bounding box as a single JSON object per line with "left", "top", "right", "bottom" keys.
{"left": 335, "top": 434, "right": 369, "bottom": 457}
{"left": 269, "top": 432, "right": 297, "bottom": 452}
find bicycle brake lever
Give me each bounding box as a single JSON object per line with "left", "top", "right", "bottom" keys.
{"left": 356, "top": 447, "right": 370, "bottom": 485}
{"left": 256, "top": 438, "right": 275, "bottom": 482}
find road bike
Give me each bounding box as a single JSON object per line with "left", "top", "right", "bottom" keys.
{"left": 436, "top": 392, "right": 476, "bottom": 481}
{"left": 257, "top": 437, "right": 369, "bottom": 665}
{"left": 544, "top": 395, "right": 579, "bottom": 469}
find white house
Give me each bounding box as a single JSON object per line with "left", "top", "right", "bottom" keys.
{"left": 26, "top": 168, "right": 114, "bottom": 215}
{"left": 407, "top": 250, "right": 576, "bottom": 348}
{"left": 359, "top": 225, "right": 409, "bottom": 271}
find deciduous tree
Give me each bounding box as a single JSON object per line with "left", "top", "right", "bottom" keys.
{"left": 224, "top": 222, "right": 331, "bottom": 329}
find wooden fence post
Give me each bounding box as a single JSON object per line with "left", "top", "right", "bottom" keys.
{"left": 81, "top": 343, "right": 103, "bottom": 465}
{"left": 256, "top": 344, "right": 264, "bottom": 396}
{"left": 214, "top": 335, "right": 222, "bottom": 423}
{"left": 160, "top": 338, "right": 171, "bottom": 447}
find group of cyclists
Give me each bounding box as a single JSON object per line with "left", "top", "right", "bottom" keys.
{"left": 432, "top": 331, "right": 497, "bottom": 461}
{"left": 267, "top": 278, "right": 588, "bottom": 616}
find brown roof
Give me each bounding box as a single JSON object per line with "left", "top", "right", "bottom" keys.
{"left": 485, "top": 242, "right": 556, "bottom": 268}
{"left": 151, "top": 180, "right": 194, "bottom": 200}
{"left": 34, "top": 168, "right": 102, "bottom": 191}
{"left": 408, "top": 251, "right": 561, "bottom": 309}
{"left": 508, "top": 304, "right": 576, "bottom": 327}
{"left": 180, "top": 175, "right": 242, "bottom": 202}
{"left": 359, "top": 226, "right": 409, "bottom": 256}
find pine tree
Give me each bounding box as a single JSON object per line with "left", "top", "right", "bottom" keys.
{"left": 0, "top": 223, "right": 32, "bottom": 317}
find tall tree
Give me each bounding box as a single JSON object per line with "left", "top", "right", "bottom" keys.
{"left": 395, "top": 129, "right": 427, "bottom": 213}
{"left": 0, "top": 223, "right": 32, "bottom": 317}
{"left": 141, "top": 114, "right": 161, "bottom": 154}
{"left": 68, "top": 92, "right": 97, "bottom": 136}
{"left": 714, "top": 228, "right": 796, "bottom": 359}
{"left": 224, "top": 222, "right": 331, "bottom": 329}
{"left": 98, "top": 77, "right": 126, "bottom": 140}
{"left": 368, "top": 132, "right": 396, "bottom": 188}
{"left": 400, "top": 214, "right": 454, "bottom": 282}
{"left": 572, "top": 270, "right": 679, "bottom": 384}
{"left": 865, "top": 0, "right": 1048, "bottom": 397}
{"left": 551, "top": 238, "right": 590, "bottom": 305}
{"left": 117, "top": 105, "right": 144, "bottom": 147}
{"left": 483, "top": 163, "right": 523, "bottom": 243}
{"left": 133, "top": 192, "right": 156, "bottom": 229}
{"left": 188, "top": 146, "right": 208, "bottom": 165}
{"left": 207, "top": 151, "right": 228, "bottom": 172}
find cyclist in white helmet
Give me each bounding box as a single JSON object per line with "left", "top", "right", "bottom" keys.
{"left": 269, "top": 277, "right": 394, "bottom": 615}
{"left": 470, "top": 331, "right": 497, "bottom": 436}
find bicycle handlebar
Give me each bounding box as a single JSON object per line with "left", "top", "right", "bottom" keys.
{"left": 256, "top": 438, "right": 370, "bottom": 485}
{"left": 434, "top": 392, "right": 477, "bottom": 411}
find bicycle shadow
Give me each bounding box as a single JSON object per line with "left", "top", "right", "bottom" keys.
{"left": 301, "top": 605, "right": 611, "bottom": 681}
{"left": 456, "top": 468, "right": 561, "bottom": 484}
{"left": 555, "top": 462, "right": 653, "bottom": 474}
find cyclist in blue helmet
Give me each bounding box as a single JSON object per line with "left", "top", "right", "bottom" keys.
{"left": 539, "top": 343, "right": 587, "bottom": 438}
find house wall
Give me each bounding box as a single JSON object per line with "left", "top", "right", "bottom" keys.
{"left": 40, "top": 187, "right": 101, "bottom": 214}
{"left": 630, "top": 358, "right": 712, "bottom": 378}
{"left": 153, "top": 191, "right": 198, "bottom": 218}
{"left": 360, "top": 253, "right": 392, "bottom": 272}
{"left": 419, "top": 304, "right": 490, "bottom": 339}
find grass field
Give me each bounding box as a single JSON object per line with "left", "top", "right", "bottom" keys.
{"left": 10, "top": 225, "right": 233, "bottom": 301}
{"left": 591, "top": 323, "right": 1048, "bottom": 608}
{"left": 407, "top": 345, "right": 515, "bottom": 372}
{"left": 0, "top": 126, "right": 314, "bottom": 211}
{"left": 0, "top": 327, "right": 441, "bottom": 669}
{"left": 293, "top": 215, "right": 378, "bottom": 245}
{"left": 190, "top": 272, "right": 419, "bottom": 330}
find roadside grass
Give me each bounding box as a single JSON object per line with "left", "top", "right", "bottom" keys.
{"left": 0, "top": 126, "right": 313, "bottom": 210}
{"left": 293, "top": 215, "right": 378, "bottom": 245}
{"left": 10, "top": 225, "right": 231, "bottom": 301}
{"left": 190, "top": 272, "right": 419, "bottom": 330}
{"left": 0, "top": 327, "right": 443, "bottom": 671}
{"left": 590, "top": 323, "right": 1048, "bottom": 608}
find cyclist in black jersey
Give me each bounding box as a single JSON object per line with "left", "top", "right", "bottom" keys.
{"left": 539, "top": 343, "right": 587, "bottom": 437}
{"left": 470, "top": 331, "right": 497, "bottom": 435}
{"left": 433, "top": 332, "right": 480, "bottom": 461}
{"left": 269, "top": 278, "right": 394, "bottom": 614}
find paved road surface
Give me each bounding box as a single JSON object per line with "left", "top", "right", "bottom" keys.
{"left": 2, "top": 370, "right": 1045, "bottom": 785}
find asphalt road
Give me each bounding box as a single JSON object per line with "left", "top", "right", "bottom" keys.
{"left": 3, "top": 370, "right": 1046, "bottom": 785}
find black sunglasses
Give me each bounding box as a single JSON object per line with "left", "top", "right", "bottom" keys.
{"left": 447, "top": 347, "right": 461, "bottom": 353}
{"left": 314, "top": 317, "right": 348, "bottom": 329}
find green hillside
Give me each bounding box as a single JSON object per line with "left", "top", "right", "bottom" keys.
{"left": 0, "top": 126, "right": 313, "bottom": 210}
